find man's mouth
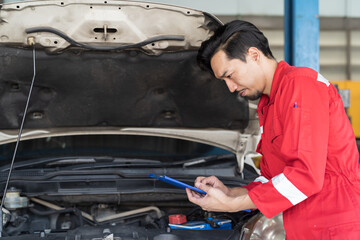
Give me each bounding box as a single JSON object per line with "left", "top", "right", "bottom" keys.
{"left": 238, "top": 89, "right": 246, "bottom": 97}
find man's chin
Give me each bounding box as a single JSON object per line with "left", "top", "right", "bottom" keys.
{"left": 244, "top": 91, "right": 262, "bottom": 101}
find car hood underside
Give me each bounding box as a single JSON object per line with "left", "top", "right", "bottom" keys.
{"left": 0, "top": 0, "right": 249, "bottom": 131}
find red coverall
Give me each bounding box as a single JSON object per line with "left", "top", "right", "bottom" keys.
{"left": 244, "top": 61, "right": 360, "bottom": 239}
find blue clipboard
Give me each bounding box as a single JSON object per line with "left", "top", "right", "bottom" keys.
{"left": 150, "top": 175, "right": 207, "bottom": 195}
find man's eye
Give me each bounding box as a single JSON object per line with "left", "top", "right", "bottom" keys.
{"left": 227, "top": 74, "right": 232, "bottom": 78}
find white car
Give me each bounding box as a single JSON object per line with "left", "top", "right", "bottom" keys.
{"left": 0, "top": 1, "right": 284, "bottom": 239}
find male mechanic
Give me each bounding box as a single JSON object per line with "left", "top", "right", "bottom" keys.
{"left": 186, "top": 20, "right": 360, "bottom": 239}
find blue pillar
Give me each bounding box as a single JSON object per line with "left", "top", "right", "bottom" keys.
{"left": 284, "top": 0, "right": 320, "bottom": 72}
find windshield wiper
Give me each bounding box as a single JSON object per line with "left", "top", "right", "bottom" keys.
{"left": 0, "top": 154, "right": 236, "bottom": 172}
{"left": 0, "top": 157, "right": 162, "bottom": 172}
{"left": 60, "top": 154, "right": 236, "bottom": 170}
{"left": 179, "top": 153, "right": 235, "bottom": 168}
{"left": 25, "top": 27, "right": 185, "bottom": 51}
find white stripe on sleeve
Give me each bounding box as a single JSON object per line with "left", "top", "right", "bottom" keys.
{"left": 272, "top": 173, "right": 308, "bottom": 205}
{"left": 317, "top": 73, "right": 330, "bottom": 87}
{"left": 254, "top": 176, "right": 269, "bottom": 184}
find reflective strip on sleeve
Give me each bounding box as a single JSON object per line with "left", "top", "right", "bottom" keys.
{"left": 272, "top": 173, "right": 308, "bottom": 205}
{"left": 317, "top": 73, "right": 330, "bottom": 87}
{"left": 254, "top": 176, "right": 269, "bottom": 184}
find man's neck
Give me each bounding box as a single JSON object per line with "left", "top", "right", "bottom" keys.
{"left": 262, "top": 58, "right": 278, "bottom": 96}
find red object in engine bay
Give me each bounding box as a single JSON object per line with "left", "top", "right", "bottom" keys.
{"left": 169, "top": 214, "right": 187, "bottom": 224}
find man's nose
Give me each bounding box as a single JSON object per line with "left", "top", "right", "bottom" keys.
{"left": 224, "top": 79, "right": 237, "bottom": 92}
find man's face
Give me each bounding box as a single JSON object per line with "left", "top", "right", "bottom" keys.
{"left": 210, "top": 50, "right": 265, "bottom": 100}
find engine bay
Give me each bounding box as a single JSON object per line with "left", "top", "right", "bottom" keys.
{"left": 1, "top": 189, "right": 258, "bottom": 240}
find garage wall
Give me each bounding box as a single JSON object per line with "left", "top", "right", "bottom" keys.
{"left": 2, "top": 0, "right": 360, "bottom": 17}
{"left": 136, "top": 0, "right": 360, "bottom": 18}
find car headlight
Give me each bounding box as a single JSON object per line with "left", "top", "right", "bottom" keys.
{"left": 240, "top": 213, "right": 285, "bottom": 240}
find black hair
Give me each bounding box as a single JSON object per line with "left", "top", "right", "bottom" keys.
{"left": 197, "top": 20, "right": 275, "bottom": 74}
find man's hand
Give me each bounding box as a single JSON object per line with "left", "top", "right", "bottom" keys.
{"left": 194, "top": 176, "right": 230, "bottom": 194}
{"left": 186, "top": 176, "right": 257, "bottom": 212}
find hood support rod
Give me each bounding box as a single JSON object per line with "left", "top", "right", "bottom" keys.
{"left": 0, "top": 41, "right": 37, "bottom": 237}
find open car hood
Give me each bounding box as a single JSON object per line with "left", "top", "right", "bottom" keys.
{"left": 0, "top": 0, "right": 260, "bottom": 170}
{"left": 0, "top": 0, "right": 222, "bottom": 54}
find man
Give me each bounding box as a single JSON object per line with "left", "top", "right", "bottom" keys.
{"left": 186, "top": 20, "right": 360, "bottom": 239}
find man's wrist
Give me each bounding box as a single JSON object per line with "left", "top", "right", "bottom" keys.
{"left": 228, "top": 194, "right": 246, "bottom": 212}
{"left": 228, "top": 193, "right": 257, "bottom": 212}
{"left": 228, "top": 187, "right": 248, "bottom": 197}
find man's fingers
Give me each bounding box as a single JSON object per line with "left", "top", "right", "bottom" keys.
{"left": 185, "top": 188, "right": 192, "bottom": 200}
{"left": 195, "top": 176, "right": 218, "bottom": 185}
{"left": 186, "top": 188, "right": 203, "bottom": 206}
{"left": 195, "top": 176, "right": 219, "bottom": 188}
{"left": 206, "top": 176, "right": 219, "bottom": 182}
{"left": 196, "top": 182, "right": 213, "bottom": 193}
{"left": 195, "top": 176, "right": 205, "bottom": 185}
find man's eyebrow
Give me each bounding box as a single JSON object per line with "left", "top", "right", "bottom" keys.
{"left": 219, "top": 70, "right": 228, "bottom": 79}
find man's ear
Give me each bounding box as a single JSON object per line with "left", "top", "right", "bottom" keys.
{"left": 247, "top": 47, "right": 260, "bottom": 62}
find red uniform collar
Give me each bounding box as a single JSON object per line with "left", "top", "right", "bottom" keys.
{"left": 269, "top": 61, "right": 289, "bottom": 103}
{"left": 257, "top": 60, "right": 290, "bottom": 111}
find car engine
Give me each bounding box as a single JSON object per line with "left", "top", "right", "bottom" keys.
{"left": 1, "top": 188, "right": 257, "bottom": 240}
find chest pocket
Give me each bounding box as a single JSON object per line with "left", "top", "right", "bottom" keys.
{"left": 261, "top": 115, "right": 284, "bottom": 164}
